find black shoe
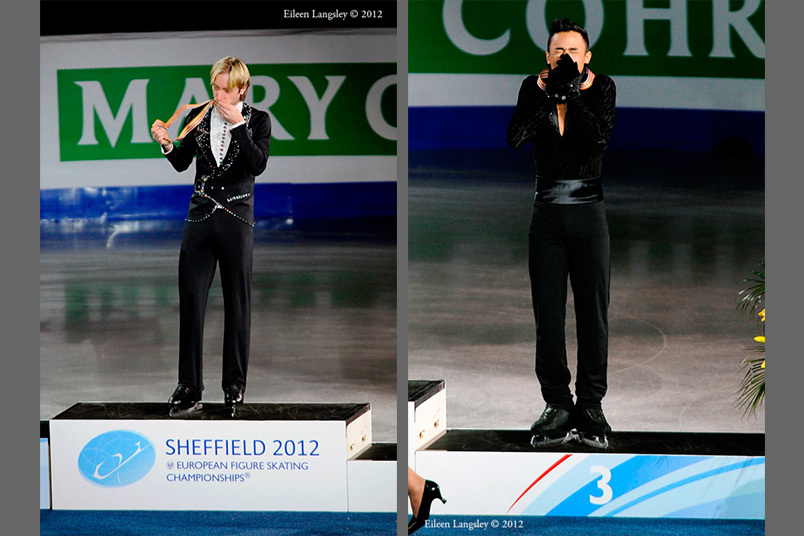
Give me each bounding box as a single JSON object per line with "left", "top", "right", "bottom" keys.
{"left": 574, "top": 405, "right": 611, "bottom": 449}
{"left": 408, "top": 515, "right": 421, "bottom": 534}
{"left": 409, "top": 480, "right": 446, "bottom": 534}
{"left": 530, "top": 405, "right": 576, "bottom": 447}
{"left": 224, "top": 384, "right": 244, "bottom": 417}
{"left": 168, "top": 384, "right": 202, "bottom": 417}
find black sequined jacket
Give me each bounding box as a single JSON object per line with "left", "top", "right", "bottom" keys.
{"left": 507, "top": 70, "right": 616, "bottom": 204}
{"left": 164, "top": 102, "right": 271, "bottom": 225}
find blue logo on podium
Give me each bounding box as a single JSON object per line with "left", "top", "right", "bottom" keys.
{"left": 78, "top": 430, "right": 155, "bottom": 487}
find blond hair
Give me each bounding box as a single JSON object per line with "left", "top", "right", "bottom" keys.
{"left": 210, "top": 57, "right": 250, "bottom": 101}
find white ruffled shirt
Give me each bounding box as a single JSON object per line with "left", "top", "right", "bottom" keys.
{"left": 210, "top": 101, "right": 245, "bottom": 166}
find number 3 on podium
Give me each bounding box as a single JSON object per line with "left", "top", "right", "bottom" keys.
{"left": 589, "top": 465, "right": 613, "bottom": 505}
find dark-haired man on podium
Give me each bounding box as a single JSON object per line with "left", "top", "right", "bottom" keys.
{"left": 508, "top": 18, "right": 617, "bottom": 448}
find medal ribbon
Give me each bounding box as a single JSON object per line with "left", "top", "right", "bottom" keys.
{"left": 160, "top": 100, "right": 214, "bottom": 141}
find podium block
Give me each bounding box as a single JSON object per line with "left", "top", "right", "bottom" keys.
{"left": 408, "top": 380, "right": 446, "bottom": 467}
{"left": 347, "top": 443, "right": 397, "bottom": 512}
{"left": 40, "top": 436, "right": 50, "bottom": 509}
{"left": 49, "top": 402, "right": 372, "bottom": 511}
{"left": 415, "top": 430, "right": 764, "bottom": 520}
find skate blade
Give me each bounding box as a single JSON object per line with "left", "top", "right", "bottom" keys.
{"left": 225, "top": 403, "right": 243, "bottom": 418}
{"left": 169, "top": 402, "right": 203, "bottom": 418}
{"left": 530, "top": 430, "right": 578, "bottom": 448}
{"left": 578, "top": 433, "right": 609, "bottom": 449}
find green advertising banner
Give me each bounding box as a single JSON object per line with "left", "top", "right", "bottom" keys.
{"left": 409, "top": 0, "right": 764, "bottom": 78}
{"left": 57, "top": 63, "right": 397, "bottom": 162}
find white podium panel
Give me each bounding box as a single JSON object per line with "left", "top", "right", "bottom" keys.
{"left": 346, "top": 443, "right": 397, "bottom": 513}
{"left": 49, "top": 402, "right": 371, "bottom": 511}
{"left": 40, "top": 438, "right": 51, "bottom": 509}
{"left": 415, "top": 430, "right": 765, "bottom": 520}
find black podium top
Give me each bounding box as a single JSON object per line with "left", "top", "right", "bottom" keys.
{"left": 425, "top": 429, "right": 765, "bottom": 457}
{"left": 52, "top": 402, "right": 371, "bottom": 423}
{"left": 408, "top": 380, "right": 445, "bottom": 407}
{"left": 353, "top": 442, "right": 397, "bottom": 461}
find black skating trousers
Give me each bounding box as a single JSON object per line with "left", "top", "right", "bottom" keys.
{"left": 177, "top": 212, "right": 253, "bottom": 393}
{"left": 528, "top": 200, "right": 609, "bottom": 410}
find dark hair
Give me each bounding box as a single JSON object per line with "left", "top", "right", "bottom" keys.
{"left": 547, "top": 17, "right": 589, "bottom": 51}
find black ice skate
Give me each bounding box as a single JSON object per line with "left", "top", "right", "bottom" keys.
{"left": 574, "top": 405, "right": 611, "bottom": 449}
{"left": 224, "top": 384, "right": 244, "bottom": 418}
{"left": 530, "top": 405, "right": 577, "bottom": 447}
{"left": 168, "top": 384, "right": 203, "bottom": 417}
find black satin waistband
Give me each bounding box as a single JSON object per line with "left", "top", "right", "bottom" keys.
{"left": 534, "top": 176, "right": 603, "bottom": 205}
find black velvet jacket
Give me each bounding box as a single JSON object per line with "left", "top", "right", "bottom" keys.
{"left": 507, "top": 70, "right": 616, "bottom": 204}
{"left": 165, "top": 102, "right": 271, "bottom": 225}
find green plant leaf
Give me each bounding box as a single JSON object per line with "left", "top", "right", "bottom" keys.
{"left": 737, "top": 356, "right": 765, "bottom": 417}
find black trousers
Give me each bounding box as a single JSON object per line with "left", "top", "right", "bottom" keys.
{"left": 528, "top": 201, "right": 610, "bottom": 410}
{"left": 177, "top": 212, "right": 253, "bottom": 394}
